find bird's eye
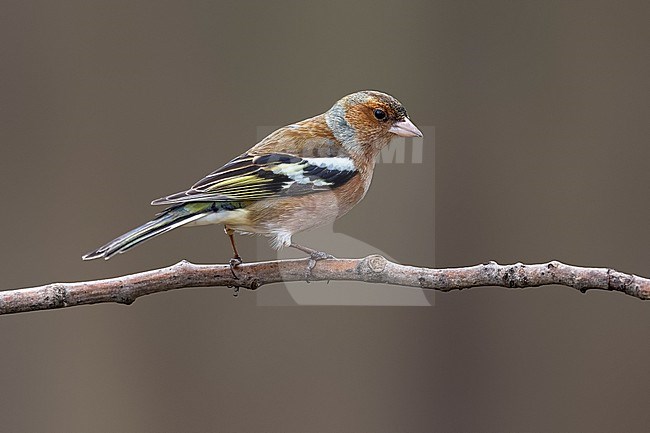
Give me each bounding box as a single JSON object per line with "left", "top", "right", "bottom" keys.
{"left": 373, "top": 109, "right": 387, "bottom": 121}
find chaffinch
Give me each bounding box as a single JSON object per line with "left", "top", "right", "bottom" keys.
{"left": 83, "top": 90, "right": 422, "bottom": 272}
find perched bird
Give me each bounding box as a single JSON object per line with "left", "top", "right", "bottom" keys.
{"left": 83, "top": 90, "right": 422, "bottom": 272}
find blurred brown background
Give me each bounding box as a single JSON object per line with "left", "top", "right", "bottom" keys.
{"left": 1, "top": 1, "right": 649, "bottom": 432}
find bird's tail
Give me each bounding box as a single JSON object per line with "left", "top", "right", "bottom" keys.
{"left": 82, "top": 202, "right": 215, "bottom": 260}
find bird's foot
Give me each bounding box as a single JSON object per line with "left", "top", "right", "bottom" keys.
{"left": 287, "top": 242, "right": 335, "bottom": 282}
{"left": 307, "top": 250, "right": 335, "bottom": 271}
{"left": 306, "top": 251, "right": 335, "bottom": 282}
{"left": 229, "top": 255, "right": 243, "bottom": 280}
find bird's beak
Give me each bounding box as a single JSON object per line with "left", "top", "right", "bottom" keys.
{"left": 389, "top": 117, "right": 423, "bottom": 137}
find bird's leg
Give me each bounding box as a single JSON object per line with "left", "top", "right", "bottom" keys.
{"left": 225, "top": 226, "right": 242, "bottom": 279}
{"left": 289, "top": 242, "right": 335, "bottom": 281}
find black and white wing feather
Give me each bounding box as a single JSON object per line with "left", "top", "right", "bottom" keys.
{"left": 151, "top": 153, "right": 358, "bottom": 205}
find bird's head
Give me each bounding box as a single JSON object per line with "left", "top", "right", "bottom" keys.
{"left": 325, "top": 90, "right": 422, "bottom": 155}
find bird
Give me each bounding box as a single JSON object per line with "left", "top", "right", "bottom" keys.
{"left": 83, "top": 90, "right": 422, "bottom": 274}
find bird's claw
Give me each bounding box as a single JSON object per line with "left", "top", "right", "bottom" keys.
{"left": 229, "top": 256, "right": 242, "bottom": 280}
{"left": 306, "top": 251, "right": 335, "bottom": 282}
{"left": 307, "top": 251, "right": 335, "bottom": 270}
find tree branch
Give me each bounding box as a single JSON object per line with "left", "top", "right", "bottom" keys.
{"left": 1, "top": 256, "right": 648, "bottom": 315}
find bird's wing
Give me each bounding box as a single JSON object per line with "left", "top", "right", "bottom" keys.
{"left": 151, "top": 153, "right": 358, "bottom": 205}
